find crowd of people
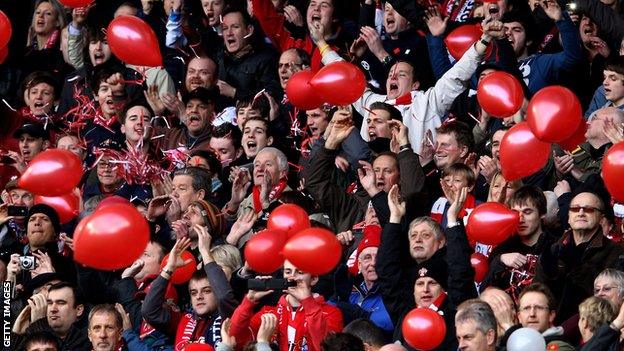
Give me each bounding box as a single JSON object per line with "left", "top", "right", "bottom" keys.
{"left": 2, "top": 0, "right": 624, "bottom": 350}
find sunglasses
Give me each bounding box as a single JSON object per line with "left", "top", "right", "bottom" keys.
{"left": 569, "top": 205, "right": 602, "bottom": 214}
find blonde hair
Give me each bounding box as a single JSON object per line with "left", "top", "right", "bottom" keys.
{"left": 579, "top": 296, "right": 615, "bottom": 332}
{"left": 210, "top": 244, "right": 242, "bottom": 273}
{"left": 28, "top": 0, "right": 66, "bottom": 47}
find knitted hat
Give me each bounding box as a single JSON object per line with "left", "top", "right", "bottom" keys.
{"left": 191, "top": 199, "right": 225, "bottom": 237}
{"left": 347, "top": 225, "right": 382, "bottom": 276}
{"left": 26, "top": 204, "right": 61, "bottom": 235}
{"left": 355, "top": 225, "right": 381, "bottom": 260}
{"left": 416, "top": 256, "right": 449, "bottom": 291}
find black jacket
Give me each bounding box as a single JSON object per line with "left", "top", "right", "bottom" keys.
{"left": 377, "top": 222, "right": 477, "bottom": 350}
{"left": 481, "top": 231, "right": 556, "bottom": 292}
{"left": 216, "top": 46, "right": 281, "bottom": 102}
{"left": 13, "top": 318, "right": 90, "bottom": 351}
{"left": 535, "top": 229, "right": 624, "bottom": 323}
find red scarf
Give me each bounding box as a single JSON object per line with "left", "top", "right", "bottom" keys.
{"left": 252, "top": 179, "right": 287, "bottom": 213}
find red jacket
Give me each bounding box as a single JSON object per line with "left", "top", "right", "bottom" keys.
{"left": 229, "top": 294, "right": 343, "bottom": 351}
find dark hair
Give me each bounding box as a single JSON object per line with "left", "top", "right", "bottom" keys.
{"left": 374, "top": 151, "right": 399, "bottom": 164}
{"left": 242, "top": 117, "right": 272, "bottom": 137}
{"left": 119, "top": 99, "right": 154, "bottom": 125}
{"left": 173, "top": 167, "right": 212, "bottom": 196}
{"left": 236, "top": 95, "right": 270, "bottom": 119}
{"left": 519, "top": 283, "right": 557, "bottom": 311}
{"left": 509, "top": 185, "right": 547, "bottom": 215}
{"left": 283, "top": 48, "right": 311, "bottom": 68}
{"left": 183, "top": 87, "right": 217, "bottom": 106}
{"left": 368, "top": 102, "right": 402, "bottom": 122}
{"left": 222, "top": 6, "right": 253, "bottom": 27}
{"left": 23, "top": 331, "right": 60, "bottom": 351}
{"left": 392, "top": 59, "right": 419, "bottom": 84}
{"left": 443, "top": 163, "right": 476, "bottom": 187}
{"left": 605, "top": 56, "right": 624, "bottom": 77}
{"left": 501, "top": 11, "right": 535, "bottom": 45}
{"left": 21, "top": 71, "right": 60, "bottom": 102}
{"left": 436, "top": 120, "right": 474, "bottom": 153}
{"left": 343, "top": 319, "right": 387, "bottom": 347}
{"left": 48, "top": 282, "right": 84, "bottom": 308}
{"left": 212, "top": 122, "right": 243, "bottom": 149}
{"left": 89, "top": 64, "right": 124, "bottom": 94}
{"left": 189, "top": 267, "right": 207, "bottom": 283}
{"left": 189, "top": 149, "right": 222, "bottom": 177}
{"left": 321, "top": 333, "right": 364, "bottom": 351}
{"left": 88, "top": 304, "right": 123, "bottom": 330}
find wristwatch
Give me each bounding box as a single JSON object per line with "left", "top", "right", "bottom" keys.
{"left": 381, "top": 55, "right": 393, "bottom": 66}
{"left": 447, "top": 221, "right": 461, "bottom": 228}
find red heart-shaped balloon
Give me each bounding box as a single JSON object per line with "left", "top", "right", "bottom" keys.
{"left": 286, "top": 70, "right": 324, "bottom": 110}
{"left": 402, "top": 308, "right": 447, "bottom": 351}
{"left": 558, "top": 120, "right": 587, "bottom": 152}
{"left": 466, "top": 202, "right": 519, "bottom": 245}
{"left": 499, "top": 122, "right": 551, "bottom": 181}
{"left": 603, "top": 142, "right": 624, "bottom": 202}
{"left": 107, "top": 16, "right": 162, "bottom": 67}
{"left": 527, "top": 86, "right": 582, "bottom": 143}
{"left": 19, "top": 149, "right": 83, "bottom": 196}
{"left": 283, "top": 228, "right": 341, "bottom": 275}
{"left": 35, "top": 192, "right": 80, "bottom": 224}
{"left": 477, "top": 71, "right": 524, "bottom": 118}
{"left": 470, "top": 252, "right": 489, "bottom": 283}
{"left": 445, "top": 25, "right": 481, "bottom": 60}
{"left": 267, "top": 204, "right": 310, "bottom": 238}
{"left": 74, "top": 204, "right": 150, "bottom": 270}
{"left": 58, "top": 0, "right": 93, "bottom": 7}
{"left": 310, "top": 61, "right": 366, "bottom": 106}
{"left": 245, "top": 229, "right": 287, "bottom": 273}
{"left": 0, "top": 11, "right": 12, "bottom": 51}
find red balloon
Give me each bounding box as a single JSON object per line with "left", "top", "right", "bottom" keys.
{"left": 285, "top": 70, "right": 324, "bottom": 110}
{"left": 267, "top": 204, "right": 311, "bottom": 238}
{"left": 402, "top": 308, "right": 447, "bottom": 350}
{"left": 499, "top": 122, "right": 551, "bottom": 181}
{"left": 107, "top": 16, "right": 162, "bottom": 67}
{"left": 558, "top": 120, "right": 588, "bottom": 152}
{"left": 183, "top": 343, "right": 214, "bottom": 351}
{"left": 95, "top": 195, "right": 131, "bottom": 211}
{"left": 58, "top": 0, "right": 93, "bottom": 7}
{"left": 160, "top": 251, "right": 197, "bottom": 285}
{"left": 309, "top": 62, "right": 366, "bottom": 106}
{"left": 470, "top": 253, "right": 489, "bottom": 283}
{"left": 602, "top": 142, "right": 624, "bottom": 202}
{"left": 445, "top": 25, "right": 481, "bottom": 60}
{"left": 477, "top": 71, "right": 524, "bottom": 118}
{"left": 74, "top": 204, "right": 150, "bottom": 270}
{"left": 0, "top": 11, "right": 12, "bottom": 51}
{"left": 245, "top": 229, "right": 286, "bottom": 273}
{"left": 19, "top": 149, "right": 83, "bottom": 196}
{"left": 527, "top": 86, "right": 582, "bottom": 143}
{"left": 0, "top": 46, "right": 8, "bottom": 65}
{"left": 466, "top": 202, "right": 519, "bottom": 245}
{"left": 283, "top": 228, "right": 341, "bottom": 275}
{"left": 35, "top": 192, "right": 80, "bottom": 224}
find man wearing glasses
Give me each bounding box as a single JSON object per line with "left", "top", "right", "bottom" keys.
{"left": 501, "top": 283, "right": 574, "bottom": 350}
{"left": 536, "top": 192, "right": 624, "bottom": 323}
